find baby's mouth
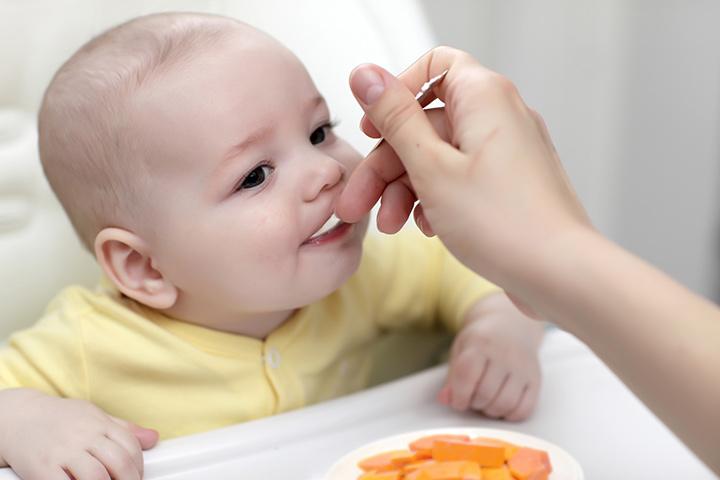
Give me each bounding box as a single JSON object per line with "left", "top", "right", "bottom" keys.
{"left": 304, "top": 213, "right": 346, "bottom": 244}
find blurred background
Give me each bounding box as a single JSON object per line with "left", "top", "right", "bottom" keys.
{"left": 1, "top": 0, "right": 718, "bottom": 337}
{"left": 420, "top": 0, "right": 720, "bottom": 304}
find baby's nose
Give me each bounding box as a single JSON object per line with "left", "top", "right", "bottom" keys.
{"left": 302, "top": 155, "right": 346, "bottom": 202}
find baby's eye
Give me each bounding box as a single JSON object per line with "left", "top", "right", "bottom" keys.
{"left": 309, "top": 123, "right": 332, "bottom": 145}
{"left": 238, "top": 164, "right": 273, "bottom": 190}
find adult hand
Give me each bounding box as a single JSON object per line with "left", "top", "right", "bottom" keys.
{"left": 336, "top": 47, "right": 591, "bottom": 308}
{"left": 337, "top": 48, "right": 720, "bottom": 474}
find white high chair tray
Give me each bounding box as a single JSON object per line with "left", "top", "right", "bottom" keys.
{"left": 0, "top": 330, "right": 713, "bottom": 479}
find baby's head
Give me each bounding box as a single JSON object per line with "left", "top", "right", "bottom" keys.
{"left": 39, "top": 12, "right": 369, "bottom": 333}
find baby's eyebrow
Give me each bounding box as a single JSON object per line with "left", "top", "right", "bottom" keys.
{"left": 220, "top": 95, "right": 326, "bottom": 160}
{"left": 221, "top": 124, "right": 274, "bottom": 165}
{"left": 215, "top": 95, "right": 328, "bottom": 181}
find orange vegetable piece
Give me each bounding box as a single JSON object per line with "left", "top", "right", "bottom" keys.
{"left": 409, "top": 434, "right": 471, "bottom": 456}
{"left": 358, "top": 471, "right": 402, "bottom": 480}
{"left": 472, "top": 437, "right": 520, "bottom": 461}
{"left": 359, "top": 450, "right": 414, "bottom": 472}
{"left": 404, "top": 459, "right": 437, "bottom": 473}
{"left": 507, "top": 447, "right": 552, "bottom": 480}
{"left": 405, "top": 460, "right": 481, "bottom": 480}
{"left": 391, "top": 450, "right": 427, "bottom": 468}
{"left": 432, "top": 439, "right": 505, "bottom": 467}
{"left": 481, "top": 465, "right": 513, "bottom": 480}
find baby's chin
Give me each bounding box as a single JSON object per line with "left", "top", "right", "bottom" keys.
{"left": 295, "top": 233, "right": 367, "bottom": 305}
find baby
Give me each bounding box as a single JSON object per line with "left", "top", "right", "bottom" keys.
{"left": 0, "top": 12, "right": 544, "bottom": 480}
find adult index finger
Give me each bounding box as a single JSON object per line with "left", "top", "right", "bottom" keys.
{"left": 348, "top": 64, "right": 458, "bottom": 190}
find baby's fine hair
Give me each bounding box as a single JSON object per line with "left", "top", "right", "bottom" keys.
{"left": 38, "top": 12, "right": 243, "bottom": 251}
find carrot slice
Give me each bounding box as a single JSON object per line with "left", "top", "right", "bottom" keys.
{"left": 481, "top": 465, "right": 513, "bottom": 480}
{"left": 355, "top": 434, "right": 554, "bottom": 480}
{"left": 358, "top": 471, "right": 402, "bottom": 480}
{"left": 403, "top": 459, "right": 437, "bottom": 473}
{"left": 390, "top": 450, "right": 428, "bottom": 468}
{"left": 405, "top": 460, "right": 481, "bottom": 480}
{"left": 409, "top": 434, "right": 471, "bottom": 456}
{"left": 472, "top": 437, "right": 520, "bottom": 461}
{"left": 507, "top": 447, "right": 552, "bottom": 480}
{"left": 358, "top": 450, "right": 413, "bottom": 472}
{"left": 432, "top": 439, "right": 505, "bottom": 467}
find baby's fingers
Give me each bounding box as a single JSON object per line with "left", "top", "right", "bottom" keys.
{"left": 109, "top": 415, "right": 159, "bottom": 450}
{"left": 445, "top": 350, "right": 488, "bottom": 411}
{"left": 63, "top": 451, "right": 111, "bottom": 480}
{"left": 469, "top": 362, "right": 507, "bottom": 412}
{"left": 10, "top": 465, "right": 70, "bottom": 480}
{"left": 106, "top": 421, "right": 146, "bottom": 476}
{"left": 482, "top": 376, "right": 527, "bottom": 419}
{"left": 505, "top": 382, "right": 540, "bottom": 422}
{"left": 88, "top": 434, "right": 141, "bottom": 480}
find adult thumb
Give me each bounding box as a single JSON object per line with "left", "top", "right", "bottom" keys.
{"left": 349, "top": 64, "right": 454, "bottom": 177}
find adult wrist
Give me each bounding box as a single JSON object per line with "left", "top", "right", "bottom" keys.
{"left": 516, "top": 224, "right": 608, "bottom": 332}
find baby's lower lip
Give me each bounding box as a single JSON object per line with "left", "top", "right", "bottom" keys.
{"left": 302, "top": 222, "right": 352, "bottom": 246}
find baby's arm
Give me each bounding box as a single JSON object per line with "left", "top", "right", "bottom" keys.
{"left": 438, "top": 292, "right": 545, "bottom": 421}
{"left": 0, "top": 388, "right": 158, "bottom": 480}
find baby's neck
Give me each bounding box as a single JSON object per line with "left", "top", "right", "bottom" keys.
{"left": 223, "top": 309, "right": 299, "bottom": 339}
{"left": 161, "top": 300, "right": 298, "bottom": 340}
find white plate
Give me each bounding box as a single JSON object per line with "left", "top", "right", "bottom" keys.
{"left": 326, "top": 427, "right": 584, "bottom": 479}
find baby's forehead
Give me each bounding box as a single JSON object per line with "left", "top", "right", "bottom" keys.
{"left": 128, "top": 35, "right": 324, "bottom": 170}
{"left": 136, "top": 31, "right": 320, "bottom": 118}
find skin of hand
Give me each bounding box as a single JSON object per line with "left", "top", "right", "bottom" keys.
{"left": 439, "top": 293, "right": 544, "bottom": 421}
{"left": 0, "top": 388, "right": 158, "bottom": 480}
{"left": 337, "top": 46, "right": 720, "bottom": 473}
{"left": 336, "top": 46, "right": 591, "bottom": 315}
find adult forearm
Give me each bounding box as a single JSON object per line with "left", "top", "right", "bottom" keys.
{"left": 534, "top": 228, "right": 720, "bottom": 474}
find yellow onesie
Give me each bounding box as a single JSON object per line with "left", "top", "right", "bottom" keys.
{"left": 0, "top": 231, "right": 498, "bottom": 439}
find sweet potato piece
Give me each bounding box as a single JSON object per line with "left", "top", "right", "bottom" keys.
{"left": 472, "top": 437, "right": 520, "bottom": 461}
{"left": 432, "top": 439, "right": 505, "bottom": 467}
{"left": 507, "top": 447, "right": 552, "bottom": 480}
{"left": 409, "top": 435, "right": 471, "bottom": 456}
{"left": 359, "top": 450, "right": 414, "bottom": 472}
{"left": 358, "top": 471, "right": 402, "bottom": 480}
{"left": 481, "top": 465, "right": 513, "bottom": 480}
{"left": 403, "top": 459, "right": 437, "bottom": 473}
{"left": 391, "top": 450, "right": 428, "bottom": 468}
{"left": 405, "top": 460, "right": 481, "bottom": 480}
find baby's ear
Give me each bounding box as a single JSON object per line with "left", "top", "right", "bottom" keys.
{"left": 94, "top": 228, "right": 178, "bottom": 309}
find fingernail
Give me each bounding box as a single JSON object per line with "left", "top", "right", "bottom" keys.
{"left": 351, "top": 65, "right": 385, "bottom": 105}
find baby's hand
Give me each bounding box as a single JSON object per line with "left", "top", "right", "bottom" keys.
{"left": 0, "top": 388, "right": 158, "bottom": 480}
{"left": 438, "top": 293, "right": 544, "bottom": 421}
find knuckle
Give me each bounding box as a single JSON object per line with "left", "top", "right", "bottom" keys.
{"left": 529, "top": 107, "right": 549, "bottom": 129}
{"left": 379, "top": 99, "right": 421, "bottom": 142}
{"left": 430, "top": 45, "right": 457, "bottom": 63}
{"left": 485, "top": 72, "right": 518, "bottom": 98}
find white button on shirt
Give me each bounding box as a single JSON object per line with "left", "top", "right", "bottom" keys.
{"left": 264, "top": 347, "right": 281, "bottom": 369}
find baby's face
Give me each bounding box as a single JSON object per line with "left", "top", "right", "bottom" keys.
{"left": 130, "top": 32, "right": 369, "bottom": 324}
